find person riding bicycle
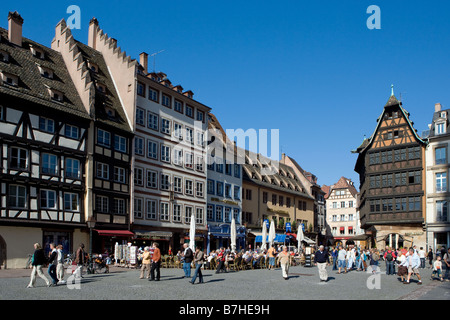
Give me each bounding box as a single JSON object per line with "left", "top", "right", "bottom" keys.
{"left": 94, "top": 254, "right": 109, "bottom": 272}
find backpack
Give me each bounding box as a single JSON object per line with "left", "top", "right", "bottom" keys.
{"left": 386, "top": 251, "right": 393, "bottom": 261}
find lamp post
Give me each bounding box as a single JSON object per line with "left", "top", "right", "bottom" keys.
{"left": 86, "top": 216, "right": 96, "bottom": 262}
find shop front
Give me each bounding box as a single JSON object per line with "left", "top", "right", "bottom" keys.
{"left": 207, "top": 224, "right": 246, "bottom": 253}
{"left": 131, "top": 230, "right": 173, "bottom": 254}
{"left": 93, "top": 229, "right": 135, "bottom": 255}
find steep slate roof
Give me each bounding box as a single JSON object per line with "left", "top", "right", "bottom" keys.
{"left": 353, "top": 94, "right": 427, "bottom": 155}
{"left": 74, "top": 40, "right": 132, "bottom": 133}
{"left": 428, "top": 107, "right": 450, "bottom": 139}
{"left": 321, "top": 185, "right": 331, "bottom": 199}
{"left": 242, "top": 150, "right": 314, "bottom": 200}
{"left": 0, "top": 27, "right": 89, "bottom": 120}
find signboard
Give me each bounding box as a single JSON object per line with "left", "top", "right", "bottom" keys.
{"left": 129, "top": 246, "right": 137, "bottom": 265}
{"left": 286, "top": 222, "right": 291, "bottom": 233}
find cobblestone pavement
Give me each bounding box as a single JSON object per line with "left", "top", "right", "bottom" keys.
{"left": 0, "top": 264, "right": 449, "bottom": 300}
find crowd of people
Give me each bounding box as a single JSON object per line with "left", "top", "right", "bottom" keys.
{"left": 25, "top": 240, "right": 450, "bottom": 288}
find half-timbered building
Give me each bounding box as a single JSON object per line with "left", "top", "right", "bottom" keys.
{"left": 353, "top": 90, "right": 427, "bottom": 249}
{"left": 0, "top": 12, "right": 91, "bottom": 268}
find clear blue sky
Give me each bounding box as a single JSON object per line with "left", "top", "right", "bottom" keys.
{"left": 2, "top": 1, "right": 450, "bottom": 189}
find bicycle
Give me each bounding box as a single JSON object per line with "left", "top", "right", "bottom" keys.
{"left": 63, "top": 253, "right": 74, "bottom": 268}
{"left": 25, "top": 254, "right": 33, "bottom": 269}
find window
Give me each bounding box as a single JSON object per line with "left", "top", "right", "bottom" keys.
{"left": 173, "top": 204, "right": 182, "bottom": 222}
{"left": 349, "top": 201, "right": 354, "bottom": 208}
{"left": 185, "top": 179, "right": 193, "bottom": 195}
{"left": 148, "top": 88, "right": 159, "bottom": 102}
{"left": 186, "top": 127, "right": 193, "bottom": 144}
{"left": 332, "top": 215, "right": 337, "bottom": 222}
{"left": 161, "top": 118, "right": 171, "bottom": 135}
{"left": 161, "top": 145, "right": 171, "bottom": 162}
{"left": 186, "top": 105, "right": 193, "bottom": 118}
{"left": 39, "top": 117, "right": 54, "bottom": 133}
{"left": 96, "top": 162, "right": 109, "bottom": 180}
{"left": 174, "top": 176, "right": 183, "bottom": 193}
{"left": 146, "top": 199, "right": 157, "bottom": 220}
{"left": 279, "top": 196, "right": 284, "bottom": 207}
{"left": 174, "top": 122, "right": 183, "bottom": 140}
{"left": 196, "top": 156, "right": 204, "bottom": 172}
{"left": 272, "top": 194, "right": 277, "bottom": 205}
{"left": 196, "top": 207, "right": 204, "bottom": 224}
{"left": 113, "top": 198, "right": 125, "bottom": 215}
{"left": 185, "top": 206, "right": 193, "bottom": 223}
{"left": 148, "top": 112, "right": 158, "bottom": 130}
{"left": 233, "top": 208, "right": 240, "bottom": 223}
{"left": 207, "top": 180, "right": 215, "bottom": 195}
{"left": 185, "top": 152, "right": 193, "bottom": 169}
{"left": 340, "top": 201, "right": 345, "bottom": 208}
{"left": 10, "top": 147, "right": 27, "bottom": 170}
{"left": 160, "top": 202, "right": 169, "bottom": 221}
{"left": 40, "top": 189, "right": 56, "bottom": 209}
{"left": 147, "top": 140, "right": 158, "bottom": 159}
{"left": 160, "top": 173, "right": 170, "bottom": 190}
{"left": 436, "top": 172, "right": 447, "bottom": 192}
{"left": 340, "top": 227, "right": 345, "bottom": 235}
{"left": 173, "top": 149, "right": 183, "bottom": 166}
{"left": 348, "top": 214, "right": 354, "bottom": 221}
{"left": 234, "top": 186, "right": 240, "bottom": 200}
{"left": 65, "top": 158, "right": 80, "bottom": 179}
{"left": 134, "top": 198, "right": 143, "bottom": 219}
{"left": 225, "top": 164, "right": 232, "bottom": 175}
{"left": 348, "top": 227, "right": 354, "bottom": 235}
{"left": 340, "top": 214, "right": 345, "bottom": 221}
{"left": 147, "top": 170, "right": 158, "bottom": 189}
{"left": 8, "top": 185, "right": 27, "bottom": 208}
{"left": 114, "top": 135, "right": 127, "bottom": 153}
{"left": 332, "top": 202, "right": 337, "bottom": 209}
{"left": 196, "top": 131, "right": 204, "bottom": 147}
{"left": 436, "top": 200, "right": 448, "bottom": 222}
{"left": 207, "top": 205, "right": 214, "bottom": 221}
{"left": 95, "top": 196, "right": 109, "bottom": 213}
{"left": 136, "top": 108, "right": 145, "bottom": 126}
{"left": 162, "top": 94, "right": 171, "bottom": 108}
{"left": 97, "top": 129, "right": 111, "bottom": 147}
{"left": 196, "top": 181, "right": 204, "bottom": 198}
{"left": 197, "top": 110, "right": 204, "bottom": 122}
{"left": 216, "top": 162, "right": 223, "bottom": 173}
{"left": 408, "top": 197, "right": 421, "bottom": 211}
{"left": 42, "top": 154, "right": 57, "bottom": 175}
{"left": 435, "top": 147, "right": 447, "bottom": 165}
{"left": 243, "top": 212, "right": 252, "bottom": 224}
{"left": 216, "top": 182, "right": 224, "bottom": 196}
{"left": 135, "top": 137, "right": 144, "bottom": 156}
{"left": 224, "top": 207, "right": 231, "bottom": 223}
{"left": 134, "top": 167, "right": 143, "bottom": 186}
{"left": 234, "top": 164, "right": 240, "bottom": 178}
{"left": 215, "top": 206, "right": 223, "bottom": 222}
{"left": 137, "top": 82, "right": 145, "bottom": 97}
{"left": 65, "top": 124, "right": 79, "bottom": 139}
{"left": 286, "top": 197, "right": 291, "bottom": 208}
{"left": 263, "top": 192, "right": 268, "bottom": 203}
{"left": 64, "top": 193, "right": 79, "bottom": 211}
{"left": 174, "top": 100, "right": 183, "bottom": 113}
{"left": 436, "top": 122, "right": 446, "bottom": 135}
{"left": 0, "top": 105, "right": 3, "bottom": 121}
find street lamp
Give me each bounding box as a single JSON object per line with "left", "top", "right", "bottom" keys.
{"left": 86, "top": 216, "right": 96, "bottom": 261}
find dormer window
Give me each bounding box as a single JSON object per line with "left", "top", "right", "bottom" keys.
{"left": 436, "top": 122, "right": 446, "bottom": 135}
{"left": 88, "top": 62, "right": 99, "bottom": 73}
{"left": 47, "top": 87, "right": 63, "bottom": 102}
{"left": 37, "top": 65, "right": 54, "bottom": 79}
{"left": 441, "top": 112, "right": 447, "bottom": 119}
{"left": 30, "top": 45, "right": 45, "bottom": 60}
{"left": 1, "top": 72, "right": 18, "bottom": 87}
{"left": 105, "top": 107, "right": 116, "bottom": 118}
{"left": 96, "top": 83, "right": 106, "bottom": 93}
{"left": 0, "top": 50, "right": 9, "bottom": 63}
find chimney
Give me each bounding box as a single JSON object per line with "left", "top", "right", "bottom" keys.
{"left": 281, "top": 153, "right": 286, "bottom": 163}
{"left": 139, "top": 52, "right": 148, "bottom": 74}
{"left": 435, "top": 103, "right": 442, "bottom": 113}
{"left": 8, "top": 11, "right": 24, "bottom": 47}
{"left": 88, "top": 17, "right": 99, "bottom": 49}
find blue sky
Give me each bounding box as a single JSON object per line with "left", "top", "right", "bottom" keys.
{"left": 2, "top": 1, "right": 450, "bottom": 189}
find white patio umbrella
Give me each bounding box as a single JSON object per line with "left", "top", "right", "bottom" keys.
{"left": 261, "top": 221, "right": 267, "bottom": 251}
{"left": 189, "top": 212, "right": 196, "bottom": 251}
{"left": 231, "top": 217, "right": 236, "bottom": 252}
{"left": 268, "top": 220, "right": 276, "bottom": 249}
{"left": 297, "top": 224, "right": 305, "bottom": 253}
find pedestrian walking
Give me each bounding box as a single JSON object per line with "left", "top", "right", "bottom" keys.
{"left": 384, "top": 246, "right": 396, "bottom": 275}
{"left": 397, "top": 250, "right": 408, "bottom": 283}
{"left": 74, "top": 243, "right": 85, "bottom": 279}
{"left": 331, "top": 247, "right": 338, "bottom": 271}
{"left": 369, "top": 249, "right": 380, "bottom": 274}
{"left": 427, "top": 247, "right": 434, "bottom": 269}
{"left": 267, "top": 245, "right": 277, "bottom": 270}
{"left": 215, "top": 247, "right": 227, "bottom": 273}
{"left": 190, "top": 247, "right": 205, "bottom": 284}
{"left": 443, "top": 248, "right": 450, "bottom": 281}
{"left": 149, "top": 242, "right": 161, "bottom": 281}
{"left": 346, "top": 246, "right": 356, "bottom": 271}
{"left": 27, "top": 243, "right": 51, "bottom": 288}
{"left": 56, "top": 245, "right": 65, "bottom": 284}
{"left": 337, "top": 246, "right": 347, "bottom": 274}
{"left": 314, "top": 245, "right": 330, "bottom": 282}
{"left": 404, "top": 248, "right": 422, "bottom": 285}
{"left": 139, "top": 247, "right": 151, "bottom": 279}
{"left": 276, "top": 246, "right": 291, "bottom": 280}
{"left": 418, "top": 247, "right": 426, "bottom": 269}
{"left": 47, "top": 243, "right": 58, "bottom": 286}
{"left": 182, "top": 243, "right": 194, "bottom": 278}
{"left": 431, "top": 256, "right": 444, "bottom": 282}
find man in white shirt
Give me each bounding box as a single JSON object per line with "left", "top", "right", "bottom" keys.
{"left": 337, "top": 246, "right": 347, "bottom": 274}
{"left": 418, "top": 247, "right": 426, "bottom": 269}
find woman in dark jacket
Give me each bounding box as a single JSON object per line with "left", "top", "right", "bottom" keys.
{"left": 427, "top": 247, "right": 434, "bottom": 269}
{"left": 27, "top": 243, "right": 51, "bottom": 288}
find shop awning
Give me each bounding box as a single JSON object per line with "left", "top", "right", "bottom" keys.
{"left": 255, "top": 234, "right": 287, "bottom": 243}
{"left": 94, "top": 229, "right": 134, "bottom": 237}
